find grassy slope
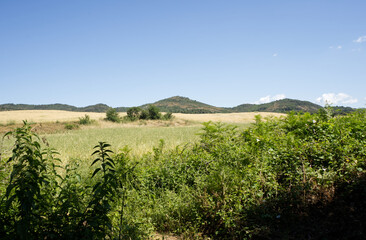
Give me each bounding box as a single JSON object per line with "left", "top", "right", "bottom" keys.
{"left": 43, "top": 125, "right": 202, "bottom": 160}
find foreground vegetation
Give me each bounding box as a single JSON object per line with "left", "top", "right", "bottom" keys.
{"left": 1, "top": 109, "right": 366, "bottom": 239}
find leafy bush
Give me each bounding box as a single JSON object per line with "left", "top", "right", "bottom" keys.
{"left": 131, "top": 109, "right": 366, "bottom": 238}
{"left": 162, "top": 112, "right": 173, "bottom": 120}
{"left": 78, "top": 114, "right": 93, "bottom": 125}
{"left": 0, "top": 122, "right": 145, "bottom": 239}
{"left": 139, "top": 109, "right": 149, "bottom": 120}
{"left": 125, "top": 105, "right": 170, "bottom": 121}
{"left": 147, "top": 105, "right": 161, "bottom": 120}
{"left": 126, "top": 107, "right": 141, "bottom": 121}
{"left": 106, "top": 108, "right": 120, "bottom": 123}
{"left": 65, "top": 123, "right": 79, "bottom": 130}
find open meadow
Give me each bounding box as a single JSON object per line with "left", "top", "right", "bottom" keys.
{"left": 0, "top": 110, "right": 285, "bottom": 161}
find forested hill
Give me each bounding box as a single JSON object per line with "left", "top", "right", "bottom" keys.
{"left": 140, "top": 96, "right": 227, "bottom": 113}
{"left": 0, "top": 96, "right": 358, "bottom": 114}
{"left": 232, "top": 98, "right": 322, "bottom": 113}
{"left": 0, "top": 103, "right": 111, "bottom": 113}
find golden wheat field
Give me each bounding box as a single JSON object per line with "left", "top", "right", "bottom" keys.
{"left": 0, "top": 110, "right": 285, "bottom": 125}
{"left": 0, "top": 110, "right": 107, "bottom": 124}
{"left": 173, "top": 112, "right": 286, "bottom": 123}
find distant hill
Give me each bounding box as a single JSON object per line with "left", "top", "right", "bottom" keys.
{"left": 78, "top": 104, "right": 110, "bottom": 112}
{"left": 0, "top": 103, "right": 78, "bottom": 111}
{"left": 232, "top": 98, "right": 322, "bottom": 113}
{"left": 0, "top": 103, "right": 110, "bottom": 113}
{"left": 141, "top": 96, "right": 227, "bottom": 113}
{"left": 114, "top": 106, "right": 129, "bottom": 112}
{"left": 0, "top": 96, "right": 358, "bottom": 114}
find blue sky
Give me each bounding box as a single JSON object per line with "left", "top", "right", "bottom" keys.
{"left": 1, "top": 1, "right": 365, "bottom": 108}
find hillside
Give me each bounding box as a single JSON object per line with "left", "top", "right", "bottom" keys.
{"left": 0, "top": 96, "right": 357, "bottom": 114}
{"left": 141, "top": 96, "right": 227, "bottom": 113}
{"left": 145, "top": 97, "right": 323, "bottom": 114}
{"left": 232, "top": 98, "right": 322, "bottom": 113}
{"left": 0, "top": 103, "right": 110, "bottom": 113}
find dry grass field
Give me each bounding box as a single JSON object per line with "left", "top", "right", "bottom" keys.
{"left": 0, "top": 110, "right": 285, "bottom": 125}
{"left": 173, "top": 112, "right": 286, "bottom": 123}
{"left": 0, "top": 110, "right": 107, "bottom": 124}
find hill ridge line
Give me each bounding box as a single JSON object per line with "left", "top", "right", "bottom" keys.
{"left": 0, "top": 96, "right": 357, "bottom": 114}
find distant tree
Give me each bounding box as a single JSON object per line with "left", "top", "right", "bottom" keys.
{"left": 147, "top": 105, "right": 161, "bottom": 120}
{"left": 139, "top": 109, "right": 149, "bottom": 120}
{"left": 125, "top": 105, "right": 171, "bottom": 121}
{"left": 106, "top": 108, "right": 120, "bottom": 122}
{"left": 126, "top": 107, "right": 141, "bottom": 120}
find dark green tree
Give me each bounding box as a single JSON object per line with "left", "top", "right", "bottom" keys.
{"left": 106, "top": 108, "right": 120, "bottom": 123}
{"left": 126, "top": 107, "right": 141, "bottom": 121}
{"left": 147, "top": 105, "right": 161, "bottom": 120}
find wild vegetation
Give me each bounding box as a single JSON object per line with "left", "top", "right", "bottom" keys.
{"left": 105, "top": 106, "right": 173, "bottom": 123}
{"left": 0, "top": 109, "right": 366, "bottom": 239}
{"left": 126, "top": 106, "right": 173, "bottom": 121}
{"left": 106, "top": 108, "right": 122, "bottom": 123}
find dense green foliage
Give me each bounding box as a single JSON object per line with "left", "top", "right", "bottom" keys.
{"left": 125, "top": 105, "right": 173, "bottom": 121}
{"left": 126, "top": 107, "right": 142, "bottom": 121}
{"left": 1, "top": 109, "right": 366, "bottom": 239}
{"left": 105, "top": 108, "right": 121, "bottom": 123}
{"left": 79, "top": 114, "right": 94, "bottom": 125}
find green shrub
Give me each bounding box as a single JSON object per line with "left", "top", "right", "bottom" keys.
{"left": 79, "top": 114, "right": 93, "bottom": 125}
{"left": 126, "top": 107, "right": 142, "bottom": 121}
{"left": 162, "top": 112, "right": 173, "bottom": 120}
{"left": 0, "top": 123, "right": 147, "bottom": 239}
{"left": 1, "top": 122, "right": 62, "bottom": 238}
{"left": 139, "top": 109, "right": 149, "bottom": 120}
{"left": 106, "top": 108, "right": 120, "bottom": 123}
{"left": 147, "top": 105, "right": 162, "bottom": 120}
{"left": 126, "top": 105, "right": 172, "bottom": 121}
{"left": 65, "top": 123, "right": 79, "bottom": 130}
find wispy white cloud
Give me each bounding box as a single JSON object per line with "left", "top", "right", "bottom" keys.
{"left": 352, "top": 48, "right": 362, "bottom": 52}
{"left": 272, "top": 53, "right": 278, "bottom": 57}
{"left": 316, "top": 93, "right": 358, "bottom": 105}
{"left": 354, "top": 36, "right": 366, "bottom": 43}
{"left": 255, "top": 94, "right": 286, "bottom": 104}
{"left": 329, "top": 45, "right": 342, "bottom": 50}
